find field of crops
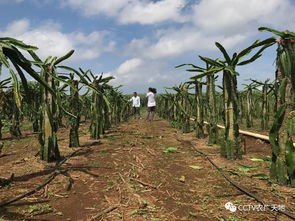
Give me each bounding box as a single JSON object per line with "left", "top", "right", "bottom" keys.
{"left": 0, "top": 27, "right": 295, "bottom": 221}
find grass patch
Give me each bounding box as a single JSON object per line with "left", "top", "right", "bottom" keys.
{"left": 250, "top": 158, "right": 264, "bottom": 162}
{"left": 55, "top": 211, "right": 63, "bottom": 216}
{"left": 130, "top": 207, "right": 156, "bottom": 216}
{"left": 163, "top": 147, "right": 178, "bottom": 153}
{"left": 189, "top": 212, "right": 198, "bottom": 217}
{"left": 23, "top": 203, "right": 53, "bottom": 216}
{"left": 125, "top": 140, "right": 135, "bottom": 146}
{"left": 251, "top": 173, "right": 268, "bottom": 180}
{"left": 189, "top": 165, "right": 203, "bottom": 170}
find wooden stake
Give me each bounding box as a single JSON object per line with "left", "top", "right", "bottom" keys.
{"left": 130, "top": 178, "right": 157, "bottom": 189}
{"left": 88, "top": 205, "right": 119, "bottom": 221}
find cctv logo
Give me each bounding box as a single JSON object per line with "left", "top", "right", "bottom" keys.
{"left": 225, "top": 202, "right": 237, "bottom": 212}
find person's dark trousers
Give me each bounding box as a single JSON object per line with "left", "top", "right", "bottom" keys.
{"left": 133, "top": 107, "right": 140, "bottom": 118}
{"left": 145, "top": 106, "right": 155, "bottom": 121}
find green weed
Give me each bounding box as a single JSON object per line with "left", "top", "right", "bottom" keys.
{"left": 23, "top": 203, "right": 52, "bottom": 215}
{"left": 163, "top": 147, "right": 178, "bottom": 153}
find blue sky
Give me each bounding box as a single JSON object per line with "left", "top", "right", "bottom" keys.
{"left": 1, "top": 0, "right": 295, "bottom": 93}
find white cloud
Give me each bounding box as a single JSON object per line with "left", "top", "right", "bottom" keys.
{"left": 118, "top": 0, "right": 187, "bottom": 24}
{"left": 109, "top": 58, "right": 174, "bottom": 90}
{"left": 191, "top": 0, "right": 295, "bottom": 34}
{"left": 61, "top": 0, "right": 188, "bottom": 25}
{"left": 2, "top": 0, "right": 293, "bottom": 93}
{"left": 61, "top": 0, "right": 127, "bottom": 16}
{"left": 4, "top": 19, "right": 30, "bottom": 36}
{"left": 0, "top": 18, "right": 115, "bottom": 62}
{"left": 117, "top": 58, "right": 143, "bottom": 75}
{"left": 124, "top": 0, "right": 295, "bottom": 60}
{"left": 61, "top": 0, "right": 295, "bottom": 28}
{"left": 111, "top": 58, "right": 147, "bottom": 86}
{"left": 125, "top": 27, "right": 249, "bottom": 59}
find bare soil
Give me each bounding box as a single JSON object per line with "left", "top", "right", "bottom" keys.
{"left": 0, "top": 118, "right": 295, "bottom": 221}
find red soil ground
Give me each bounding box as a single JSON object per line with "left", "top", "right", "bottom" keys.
{"left": 0, "top": 118, "right": 294, "bottom": 221}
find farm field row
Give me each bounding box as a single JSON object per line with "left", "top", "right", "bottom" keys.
{"left": 0, "top": 118, "right": 294, "bottom": 220}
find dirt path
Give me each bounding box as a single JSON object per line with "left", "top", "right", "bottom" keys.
{"left": 0, "top": 118, "right": 295, "bottom": 221}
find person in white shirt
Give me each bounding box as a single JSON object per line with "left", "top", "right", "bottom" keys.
{"left": 146, "top": 87, "right": 156, "bottom": 121}
{"left": 129, "top": 92, "right": 141, "bottom": 119}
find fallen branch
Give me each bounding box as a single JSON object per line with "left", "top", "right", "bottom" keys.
{"left": 0, "top": 148, "right": 82, "bottom": 208}
{"left": 179, "top": 138, "right": 295, "bottom": 220}
{"left": 129, "top": 162, "right": 142, "bottom": 169}
{"left": 0, "top": 154, "right": 7, "bottom": 158}
{"left": 118, "top": 173, "right": 126, "bottom": 184}
{"left": 34, "top": 151, "right": 40, "bottom": 157}
{"left": 135, "top": 156, "right": 145, "bottom": 168}
{"left": 60, "top": 170, "right": 74, "bottom": 191}
{"left": 130, "top": 178, "right": 157, "bottom": 189}
{"left": 192, "top": 119, "right": 295, "bottom": 147}
{"left": 54, "top": 148, "right": 83, "bottom": 170}
{"left": 146, "top": 149, "right": 155, "bottom": 156}
{"left": 88, "top": 205, "right": 119, "bottom": 221}
{"left": 0, "top": 173, "right": 14, "bottom": 188}
{"left": 0, "top": 172, "right": 57, "bottom": 207}
{"left": 216, "top": 193, "right": 244, "bottom": 198}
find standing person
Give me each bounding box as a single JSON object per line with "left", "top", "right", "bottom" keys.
{"left": 129, "top": 92, "right": 141, "bottom": 119}
{"left": 146, "top": 87, "right": 156, "bottom": 121}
